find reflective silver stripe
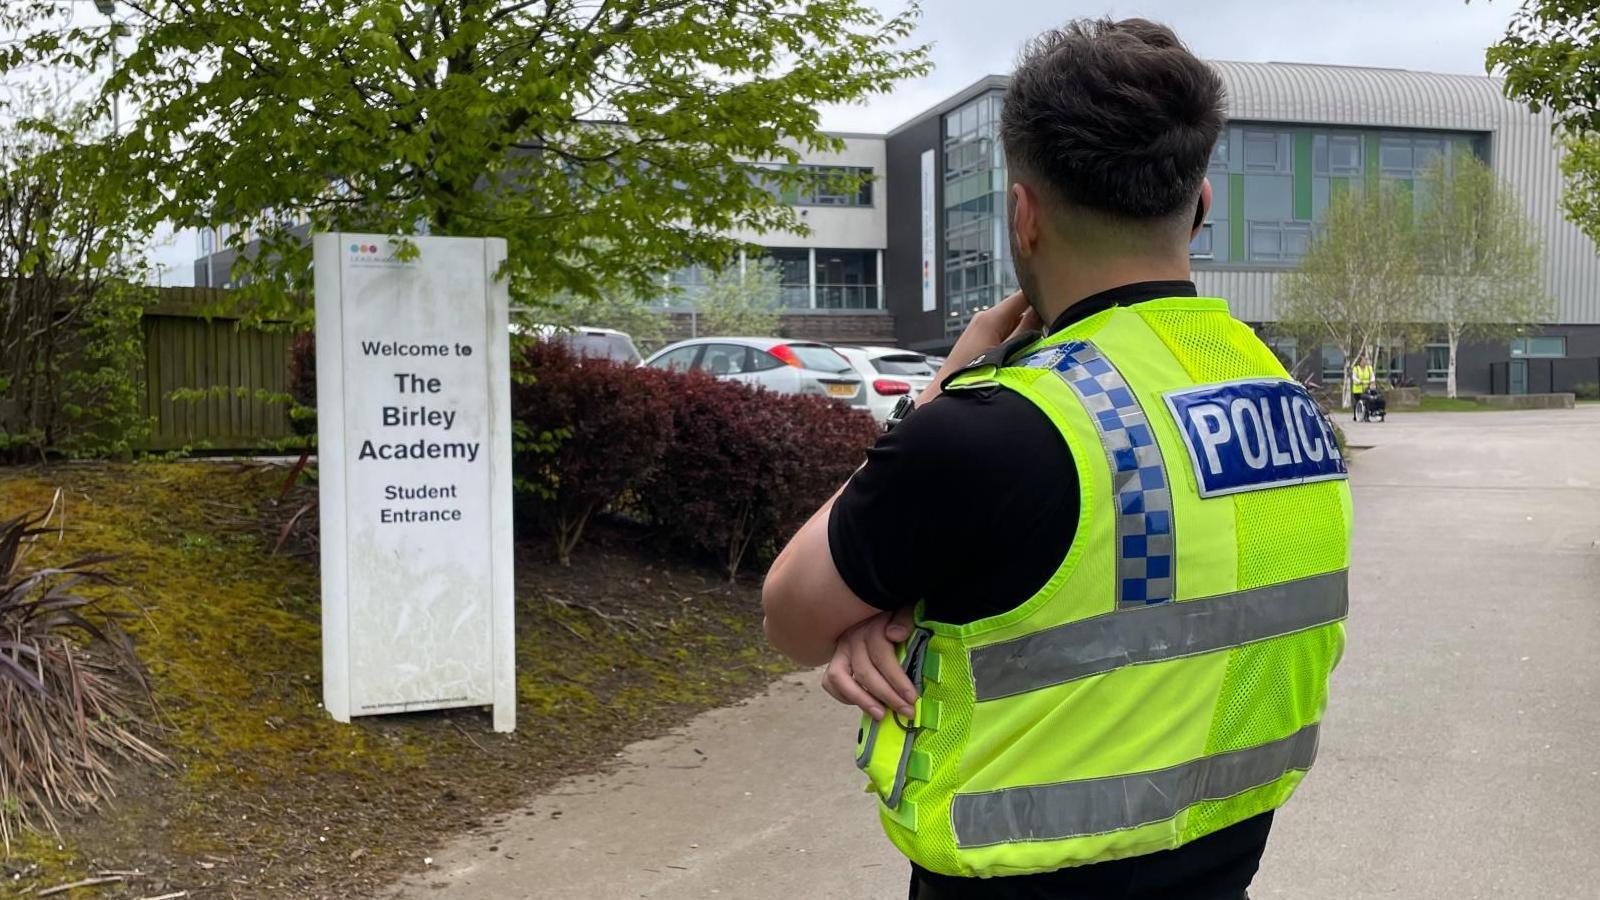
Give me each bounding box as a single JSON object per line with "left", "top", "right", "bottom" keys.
{"left": 952, "top": 722, "right": 1321, "bottom": 848}
{"left": 886, "top": 629, "right": 932, "bottom": 809}
{"left": 971, "top": 570, "right": 1348, "bottom": 702}
{"left": 855, "top": 716, "right": 880, "bottom": 771}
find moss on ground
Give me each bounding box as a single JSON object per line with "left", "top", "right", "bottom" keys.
{"left": 0, "top": 462, "right": 792, "bottom": 897}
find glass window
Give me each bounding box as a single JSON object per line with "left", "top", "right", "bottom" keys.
{"left": 1328, "top": 135, "right": 1361, "bottom": 175}
{"left": 764, "top": 248, "right": 810, "bottom": 287}
{"left": 1414, "top": 139, "right": 1444, "bottom": 173}
{"left": 649, "top": 345, "right": 701, "bottom": 372}
{"left": 1321, "top": 343, "right": 1346, "bottom": 382}
{"left": 1511, "top": 336, "right": 1566, "bottom": 357}
{"left": 941, "top": 91, "right": 1008, "bottom": 325}
{"left": 1210, "top": 133, "right": 1230, "bottom": 170}
{"left": 747, "top": 348, "right": 785, "bottom": 372}
{"left": 871, "top": 354, "right": 936, "bottom": 377}
{"left": 1189, "top": 222, "right": 1215, "bottom": 259}
{"left": 1283, "top": 223, "right": 1311, "bottom": 260}
{"left": 1426, "top": 343, "right": 1449, "bottom": 383}
{"left": 1244, "top": 131, "right": 1286, "bottom": 172}
{"left": 1249, "top": 223, "right": 1283, "bottom": 260}
{"left": 785, "top": 343, "right": 853, "bottom": 373}
{"left": 763, "top": 248, "right": 812, "bottom": 309}
{"left": 698, "top": 344, "right": 750, "bottom": 375}
{"left": 1380, "top": 138, "right": 1414, "bottom": 174}
{"left": 554, "top": 332, "right": 641, "bottom": 365}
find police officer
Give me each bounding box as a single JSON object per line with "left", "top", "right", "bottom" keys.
{"left": 763, "top": 18, "right": 1350, "bottom": 900}
{"left": 1351, "top": 355, "right": 1376, "bottom": 422}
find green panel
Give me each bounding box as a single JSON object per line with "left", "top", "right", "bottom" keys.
{"left": 1229, "top": 174, "right": 1245, "bottom": 261}
{"left": 1365, "top": 134, "right": 1380, "bottom": 176}
{"left": 1393, "top": 178, "right": 1415, "bottom": 226}
{"left": 1293, "top": 133, "right": 1314, "bottom": 220}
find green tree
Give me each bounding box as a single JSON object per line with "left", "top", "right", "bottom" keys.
{"left": 0, "top": 90, "right": 151, "bottom": 459}
{"left": 1277, "top": 179, "right": 1423, "bottom": 408}
{"left": 524, "top": 285, "right": 668, "bottom": 352}
{"left": 694, "top": 258, "right": 782, "bottom": 337}
{"left": 1415, "top": 151, "right": 1551, "bottom": 398}
{"left": 0, "top": 0, "right": 927, "bottom": 327}
{"left": 1485, "top": 2, "right": 1600, "bottom": 244}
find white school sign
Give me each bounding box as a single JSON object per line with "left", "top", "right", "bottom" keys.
{"left": 313, "top": 233, "right": 516, "bottom": 732}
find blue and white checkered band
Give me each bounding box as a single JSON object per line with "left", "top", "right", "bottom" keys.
{"left": 1017, "top": 341, "right": 1175, "bottom": 608}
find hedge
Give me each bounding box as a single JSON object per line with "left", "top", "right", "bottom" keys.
{"left": 289, "top": 335, "right": 880, "bottom": 577}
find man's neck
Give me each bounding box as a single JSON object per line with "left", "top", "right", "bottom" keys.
{"left": 1030, "top": 257, "right": 1193, "bottom": 326}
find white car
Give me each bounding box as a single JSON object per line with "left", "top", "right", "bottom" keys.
{"left": 834, "top": 346, "right": 938, "bottom": 423}
{"left": 511, "top": 323, "right": 643, "bottom": 365}
{"left": 642, "top": 337, "right": 867, "bottom": 409}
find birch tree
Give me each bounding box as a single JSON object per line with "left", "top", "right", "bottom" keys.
{"left": 1415, "top": 151, "right": 1550, "bottom": 398}
{"left": 1278, "top": 179, "right": 1423, "bottom": 408}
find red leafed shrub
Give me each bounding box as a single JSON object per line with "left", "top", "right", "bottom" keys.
{"left": 287, "top": 331, "right": 317, "bottom": 438}
{"left": 512, "top": 340, "right": 674, "bottom": 565}
{"left": 638, "top": 371, "right": 878, "bottom": 579}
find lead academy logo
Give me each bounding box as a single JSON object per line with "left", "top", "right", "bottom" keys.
{"left": 348, "top": 241, "right": 407, "bottom": 269}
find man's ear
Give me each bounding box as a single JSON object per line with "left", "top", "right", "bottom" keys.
{"left": 1191, "top": 178, "right": 1213, "bottom": 240}
{"left": 1011, "top": 183, "right": 1040, "bottom": 258}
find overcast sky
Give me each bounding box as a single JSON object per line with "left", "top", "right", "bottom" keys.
{"left": 138, "top": 0, "right": 1518, "bottom": 284}
{"left": 819, "top": 0, "right": 1518, "bottom": 132}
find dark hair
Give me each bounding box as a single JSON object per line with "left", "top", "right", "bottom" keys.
{"left": 1001, "top": 18, "right": 1225, "bottom": 222}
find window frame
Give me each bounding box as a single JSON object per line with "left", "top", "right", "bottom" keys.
{"left": 1511, "top": 336, "right": 1567, "bottom": 358}
{"left": 747, "top": 347, "right": 785, "bottom": 372}
{"left": 1425, "top": 343, "right": 1450, "bottom": 383}
{"left": 1379, "top": 138, "right": 1415, "bottom": 176}
{"left": 696, "top": 343, "right": 751, "bottom": 376}
{"left": 1243, "top": 131, "right": 1289, "bottom": 174}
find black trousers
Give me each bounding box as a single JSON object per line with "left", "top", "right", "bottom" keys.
{"left": 905, "top": 812, "right": 1271, "bottom": 900}
{"left": 910, "top": 881, "right": 1248, "bottom": 900}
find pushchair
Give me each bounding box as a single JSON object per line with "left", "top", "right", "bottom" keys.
{"left": 1358, "top": 385, "right": 1387, "bottom": 422}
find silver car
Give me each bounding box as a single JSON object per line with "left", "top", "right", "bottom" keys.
{"left": 642, "top": 337, "right": 867, "bottom": 409}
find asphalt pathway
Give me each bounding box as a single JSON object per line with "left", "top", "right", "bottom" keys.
{"left": 389, "top": 407, "right": 1600, "bottom": 900}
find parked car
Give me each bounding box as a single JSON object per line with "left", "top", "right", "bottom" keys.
{"left": 834, "top": 346, "right": 938, "bottom": 423}
{"left": 642, "top": 338, "right": 867, "bottom": 409}
{"left": 513, "top": 323, "right": 643, "bottom": 366}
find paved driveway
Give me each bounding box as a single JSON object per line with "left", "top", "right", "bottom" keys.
{"left": 390, "top": 407, "right": 1600, "bottom": 900}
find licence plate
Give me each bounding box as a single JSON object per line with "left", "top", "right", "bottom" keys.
{"left": 826, "top": 383, "right": 857, "bottom": 398}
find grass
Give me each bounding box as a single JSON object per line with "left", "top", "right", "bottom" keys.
{"left": 1408, "top": 396, "right": 1492, "bottom": 412}
{"left": 0, "top": 461, "right": 793, "bottom": 896}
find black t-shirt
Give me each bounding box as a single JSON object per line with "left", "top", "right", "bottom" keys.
{"left": 828, "top": 281, "right": 1272, "bottom": 899}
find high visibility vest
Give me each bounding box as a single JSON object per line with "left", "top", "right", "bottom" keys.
{"left": 1351, "top": 364, "right": 1374, "bottom": 394}
{"left": 854, "top": 297, "right": 1351, "bottom": 878}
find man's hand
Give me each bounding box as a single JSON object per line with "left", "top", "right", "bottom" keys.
{"left": 820, "top": 606, "right": 918, "bottom": 720}
{"left": 917, "top": 290, "right": 1043, "bottom": 407}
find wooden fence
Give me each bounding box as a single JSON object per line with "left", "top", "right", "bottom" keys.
{"left": 139, "top": 287, "right": 298, "bottom": 451}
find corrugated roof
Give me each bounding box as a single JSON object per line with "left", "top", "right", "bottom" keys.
{"left": 1207, "top": 60, "right": 1518, "bottom": 130}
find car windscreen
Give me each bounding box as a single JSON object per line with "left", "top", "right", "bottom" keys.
{"left": 787, "top": 344, "right": 853, "bottom": 374}
{"left": 556, "top": 333, "right": 640, "bottom": 364}
{"left": 871, "top": 354, "right": 935, "bottom": 377}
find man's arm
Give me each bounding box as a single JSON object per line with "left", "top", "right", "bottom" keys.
{"left": 761, "top": 491, "right": 920, "bottom": 719}
{"left": 762, "top": 292, "right": 1041, "bottom": 712}
{"left": 761, "top": 488, "right": 877, "bottom": 667}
